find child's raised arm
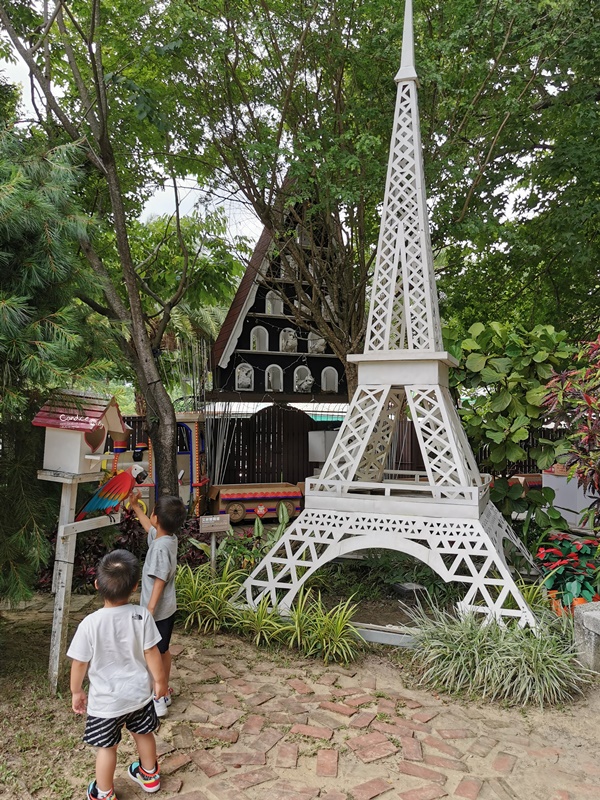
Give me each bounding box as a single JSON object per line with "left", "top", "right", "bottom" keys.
{"left": 128, "top": 489, "right": 152, "bottom": 532}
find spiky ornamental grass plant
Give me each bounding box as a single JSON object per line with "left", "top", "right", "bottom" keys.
{"left": 405, "top": 604, "right": 591, "bottom": 708}
{"left": 283, "top": 586, "right": 314, "bottom": 652}
{"left": 176, "top": 560, "right": 244, "bottom": 633}
{"left": 237, "top": 595, "right": 285, "bottom": 647}
{"left": 176, "top": 561, "right": 365, "bottom": 664}
{"left": 301, "top": 592, "right": 366, "bottom": 665}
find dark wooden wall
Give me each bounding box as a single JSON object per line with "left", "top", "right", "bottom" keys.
{"left": 218, "top": 405, "right": 424, "bottom": 486}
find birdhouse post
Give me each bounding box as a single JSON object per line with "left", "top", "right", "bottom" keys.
{"left": 33, "top": 391, "right": 132, "bottom": 693}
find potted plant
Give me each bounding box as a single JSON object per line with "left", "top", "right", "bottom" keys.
{"left": 536, "top": 532, "right": 600, "bottom": 612}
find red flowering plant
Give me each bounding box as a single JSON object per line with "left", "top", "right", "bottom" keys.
{"left": 536, "top": 532, "right": 600, "bottom": 606}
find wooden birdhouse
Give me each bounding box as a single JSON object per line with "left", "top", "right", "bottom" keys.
{"left": 32, "top": 390, "right": 131, "bottom": 475}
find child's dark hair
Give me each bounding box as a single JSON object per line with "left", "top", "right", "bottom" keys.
{"left": 96, "top": 549, "right": 140, "bottom": 601}
{"left": 153, "top": 495, "right": 187, "bottom": 535}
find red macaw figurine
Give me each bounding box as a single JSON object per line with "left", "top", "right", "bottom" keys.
{"left": 75, "top": 464, "right": 148, "bottom": 521}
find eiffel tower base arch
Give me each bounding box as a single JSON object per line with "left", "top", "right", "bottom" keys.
{"left": 241, "top": 501, "right": 537, "bottom": 628}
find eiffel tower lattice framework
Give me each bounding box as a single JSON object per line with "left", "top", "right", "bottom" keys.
{"left": 241, "top": 0, "right": 536, "bottom": 627}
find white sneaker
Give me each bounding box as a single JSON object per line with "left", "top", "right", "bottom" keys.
{"left": 164, "top": 689, "right": 173, "bottom": 708}
{"left": 153, "top": 696, "right": 168, "bottom": 718}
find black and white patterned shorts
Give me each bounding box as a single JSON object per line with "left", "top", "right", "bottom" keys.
{"left": 83, "top": 700, "right": 159, "bottom": 748}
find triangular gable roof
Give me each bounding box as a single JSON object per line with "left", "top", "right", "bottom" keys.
{"left": 32, "top": 390, "right": 130, "bottom": 436}
{"left": 212, "top": 226, "right": 273, "bottom": 369}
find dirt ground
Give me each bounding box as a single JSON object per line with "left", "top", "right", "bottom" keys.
{"left": 2, "top": 595, "right": 600, "bottom": 800}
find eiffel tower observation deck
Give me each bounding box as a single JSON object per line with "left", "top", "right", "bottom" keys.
{"left": 242, "top": 0, "right": 535, "bottom": 626}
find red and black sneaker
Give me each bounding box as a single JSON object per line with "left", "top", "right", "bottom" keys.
{"left": 127, "top": 761, "right": 160, "bottom": 793}
{"left": 87, "top": 781, "right": 117, "bottom": 800}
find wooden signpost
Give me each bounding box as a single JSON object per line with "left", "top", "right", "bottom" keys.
{"left": 39, "top": 470, "right": 120, "bottom": 694}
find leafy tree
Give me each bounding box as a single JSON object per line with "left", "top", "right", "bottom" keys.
{"left": 424, "top": 0, "right": 600, "bottom": 340}
{"left": 157, "top": 0, "right": 600, "bottom": 384}
{"left": 4, "top": 0, "right": 593, "bottom": 404}
{"left": 0, "top": 127, "right": 93, "bottom": 600}
{"left": 105, "top": 211, "right": 241, "bottom": 406}
{"left": 0, "top": 0, "right": 240, "bottom": 493}
{"left": 445, "top": 321, "right": 573, "bottom": 533}
{"left": 162, "top": 0, "right": 406, "bottom": 394}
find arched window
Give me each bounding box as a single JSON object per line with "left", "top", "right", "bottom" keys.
{"left": 265, "top": 291, "right": 284, "bottom": 316}
{"left": 308, "top": 331, "right": 326, "bottom": 354}
{"left": 280, "top": 328, "right": 298, "bottom": 352}
{"left": 250, "top": 325, "right": 269, "bottom": 352}
{"left": 265, "top": 364, "right": 284, "bottom": 393}
{"left": 235, "top": 364, "right": 254, "bottom": 391}
{"left": 294, "top": 366, "right": 314, "bottom": 393}
{"left": 321, "top": 366, "right": 338, "bottom": 393}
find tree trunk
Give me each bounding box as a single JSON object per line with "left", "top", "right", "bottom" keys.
{"left": 101, "top": 151, "right": 180, "bottom": 495}
{"left": 344, "top": 360, "right": 359, "bottom": 400}
{"left": 146, "top": 392, "right": 179, "bottom": 498}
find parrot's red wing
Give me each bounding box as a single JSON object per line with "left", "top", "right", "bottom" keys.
{"left": 97, "top": 471, "right": 135, "bottom": 502}
{"left": 75, "top": 471, "right": 135, "bottom": 520}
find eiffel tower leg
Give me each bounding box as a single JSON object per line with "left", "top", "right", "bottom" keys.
{"left": 318, "top": 385, "right": 394, "bottom": 484}
{"left": 356, "top": 389, "right": 405, "bottom": 482}
{"left": 241, "top": 508, "right": 536, "bottom": 626}
{"left": 407, "top": 384, "right": 481, "bottom": 492}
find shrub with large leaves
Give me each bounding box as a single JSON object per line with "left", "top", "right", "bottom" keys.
{"left": 446, "top": 321, "right": 573, "bottom": 472}
{"left": 445, "top": 321, "right": 573, "bottom": 532}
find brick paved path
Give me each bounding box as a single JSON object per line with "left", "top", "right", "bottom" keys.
{"left": 110, "top": 629, "right": 600, "bottom": 800}
{"left": 4, "top": 595, "right": 598, "bottom": 800}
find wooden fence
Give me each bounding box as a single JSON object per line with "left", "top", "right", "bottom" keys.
{"left": 117, "top": 407, "right": 558, "bottom": 488}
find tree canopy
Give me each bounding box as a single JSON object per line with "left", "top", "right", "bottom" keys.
{"left": 169, "top": 0, "right": 599, "bottom": 344}
{"left": 0, "top": 0, "right": 244, "bottom": 494}
{"left": 0, "top": 127, "right": 90, "bottom": 600}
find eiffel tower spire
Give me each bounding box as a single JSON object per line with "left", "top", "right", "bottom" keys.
{"left": 240, "top": 0, "right": 536, "bottom": 628}
{"left": 366, "top": 0, "right": 441, "bottom": 353}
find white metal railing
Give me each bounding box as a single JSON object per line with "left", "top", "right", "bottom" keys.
{"left": 306, "top": 471, "right": 492, "bottom": 505}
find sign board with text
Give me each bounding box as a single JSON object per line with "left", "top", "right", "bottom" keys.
{"left": 198, "top": 514, "right": 231, "bottom": 533}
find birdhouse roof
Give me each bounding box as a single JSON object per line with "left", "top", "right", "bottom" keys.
{"left": 32, "top": 390, "right": 130, "bottom": 436}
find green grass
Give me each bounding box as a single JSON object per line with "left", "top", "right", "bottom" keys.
{"left": 0, "top": 619, "right": 95, "bottom": 800}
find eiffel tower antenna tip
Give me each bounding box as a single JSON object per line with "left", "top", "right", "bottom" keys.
{"left": 396, "top": 0, "right": 418, "bottom": 83}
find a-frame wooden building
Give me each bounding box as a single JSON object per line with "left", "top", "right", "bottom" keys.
{"left": 210, "top": 226, "right": 348, "bottom": 404}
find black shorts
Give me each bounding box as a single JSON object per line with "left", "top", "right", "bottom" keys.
{"left": 155, "top": 613, "right": 176, "bottom": 654}
{"left": 83, "top": 700, "right": 158, "bottom": 748}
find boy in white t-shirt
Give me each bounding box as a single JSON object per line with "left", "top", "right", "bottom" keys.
{"left": 68, "top": 549, "right": 167, "bottom": 800}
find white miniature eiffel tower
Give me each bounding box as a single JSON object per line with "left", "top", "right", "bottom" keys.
{"left": 241, "top": 0, "right": 535, "bottom": 626}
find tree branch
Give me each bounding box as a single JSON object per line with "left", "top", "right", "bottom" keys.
{"left": 78, "top": 237, "right": 130, "bottom": 322}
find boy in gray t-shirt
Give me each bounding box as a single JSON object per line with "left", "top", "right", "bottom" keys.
{"left": 128, "top": 491, "right": 187, "bottom": 717}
